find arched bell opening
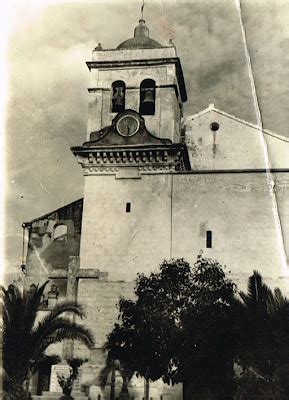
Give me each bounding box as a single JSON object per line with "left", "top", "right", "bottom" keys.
{"left": 139, "top": 79, "right": 156, "bottom": 115}
{"left": 111, "top": 80, "right": 126, "bottom": 113}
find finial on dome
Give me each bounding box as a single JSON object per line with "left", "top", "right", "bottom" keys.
{"left": 141, "top": 0, "right": 145, "bottom": 20}
{"left": 134, "top": 19, "right": 149, "bottom": 39}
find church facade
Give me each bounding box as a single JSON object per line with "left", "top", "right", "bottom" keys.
{"left": 23, "top": 18, "right": 289, "bottom": 399}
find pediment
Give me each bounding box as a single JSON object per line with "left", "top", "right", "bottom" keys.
{"left": 84, "top": 110, "right": 171, "bottom": 147}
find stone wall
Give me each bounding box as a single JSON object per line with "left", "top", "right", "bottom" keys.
{"left": 80, "top": 170, "right": 289, "bottom": 295}
{"left": 80, "top": 173, "right": 172, "bottom": 278}
{"left": 76, "top": 280, "right": 135, "bottom": 349}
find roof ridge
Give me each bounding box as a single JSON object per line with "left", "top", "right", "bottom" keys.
{"left": 185, "top": 105, "right": 289, "bottom": 143}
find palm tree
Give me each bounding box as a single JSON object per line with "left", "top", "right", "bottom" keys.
{"left": 239, "top": 271, "right": 274, "bottom": 313}
{"left": 238, "top": 271, "right": 289, "bottom": 398}
{"left": 2, "top": 281, "right": 95, "bottom": 400}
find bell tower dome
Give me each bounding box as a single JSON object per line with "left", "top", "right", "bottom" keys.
{"left": 117, "top": 19, "right": 162, "bottom": 50}
{"left": 86, "top": 18, "right": 187, "bottom": 143}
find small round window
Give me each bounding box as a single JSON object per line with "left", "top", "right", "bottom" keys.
{"left": 210, "top": 122, "right": 220, "bottom": 131}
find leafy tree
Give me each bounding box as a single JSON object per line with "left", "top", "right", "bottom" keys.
{"left": 57, "top": 358, "right": 88, "bottom": 399}
{"left": 175, "top": 255, "right": 240, "bottom": 400}
{"left": 107, "top": 255, "right": 239, "bottom": 400}
{"left": 2, "top": 281, "right": 95, "bottom": 400}
{"left": 237, "top": 271, "right": 289, "bottom": 399}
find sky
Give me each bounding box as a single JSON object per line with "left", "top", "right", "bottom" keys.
{"left": 2, "top": 0, "right": 289, "bottom": 281}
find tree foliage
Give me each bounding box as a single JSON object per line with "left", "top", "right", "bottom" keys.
{"left": 106, "top": 255, "right": 239, "bottom": 399}
{"left": 2, "top": 281, "right": 95, "bottom": 399}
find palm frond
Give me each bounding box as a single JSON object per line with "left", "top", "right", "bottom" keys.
{"left": 243, "top": 271, "right": 273, "bottom": 310}
{"left": 23, "top": 281, "right": 49, "bottom": 335}
{"left": 2, "top": 285, "right": 24, "bottom": 327}
{"left": 31, "top": 318, "right": 95, "bottom": 362}
{"left": 32, "top": 300, "right": 86, "bottom": 343}
{"left": 273, "top": 288, "right": 287, "bottom": 307}
{"left": 37, "top": 300, "right": 86, "bottom": 328}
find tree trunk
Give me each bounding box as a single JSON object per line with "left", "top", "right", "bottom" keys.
{"left": 144, "top": 377, "right": 150, "bottom": 400}
{"left": 110, "top": 368, "right": 116, "bottom": 400}
{"left": 11, "top": 380, "right": 27, "bottom": 400}
{"left": 119, "top": 378, "right": 130, "bottom": 400}
{"left": 25, "top": 370, "right": 31, "bottom": 398}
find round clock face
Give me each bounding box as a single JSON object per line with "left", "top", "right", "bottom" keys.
{"left": 116, "top": 115, "right": 140, "bottom": 137}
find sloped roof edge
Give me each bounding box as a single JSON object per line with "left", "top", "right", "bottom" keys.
{"left": 23, "top": 198, "right": 83, "bottom": 226}
{"left": 185, "top": 104, "right": 289, "bottom": 143}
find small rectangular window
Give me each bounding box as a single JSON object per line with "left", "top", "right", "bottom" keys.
{"left": 126, "top": 203, "right": 131, "bottom": 213}
{"left": 206, "top": 230, "right": 212, "bottom": 248}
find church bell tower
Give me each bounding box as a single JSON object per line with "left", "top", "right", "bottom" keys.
{"left": 71, "top": 18, "right": 190, "bottom": 280}
{"left": 86, "top": 18, "right": 187, "bottom": 142}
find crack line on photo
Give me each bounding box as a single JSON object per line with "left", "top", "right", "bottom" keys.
{"left": 235, "top": 0, "right": 288, "bottom": 276}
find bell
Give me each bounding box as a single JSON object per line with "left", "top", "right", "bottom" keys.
{"left": 142, "top": 89, "right": 154, "bottom": 103}
{"left": 113, "top": 87, "right": 125, "bottom": 106}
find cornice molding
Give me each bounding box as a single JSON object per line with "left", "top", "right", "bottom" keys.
{"left": 87, "top": 83, "right": 179, "bottom": 99}
{"left": 72, "top": 144, "right": 191, "bottom": 176}
{"left": 86, "top": 57, "right": 187, "bottom": 102}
